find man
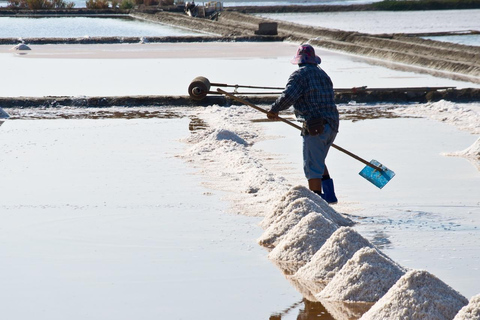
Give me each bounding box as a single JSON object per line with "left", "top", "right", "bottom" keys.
{"left": 267, "top": 44, "right": 339, "bottom": 204}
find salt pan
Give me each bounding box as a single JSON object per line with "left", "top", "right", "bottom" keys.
{"left": 453, "top": 294, "right": 480, "bottom": 320}
{"left": 360, "top": 270, "right": 468, "bottom": 320}
{"left": 260, "top": 185, "right": 352, "bottom": 230}
{"left": 268, "top": 212, "right": 338, "bottom": 270}
{"left": 294, "top": 227, "right": 374, "bottom": 286}
{"left": 317, "top": 247, "right": 405, "bottom": 303}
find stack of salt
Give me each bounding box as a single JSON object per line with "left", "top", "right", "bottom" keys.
{"left": 360, "top": 270, "right": 468, "bottom": 320}
{"left": 258, "top": 198, "right": 326, "bottom": 248}
{"left": 294, "top": 227, "right": 374, "bottom": 292}
{"left": 453, "top": 294, "right": 480, "bottom": 320}
{"left": 268, "top": 212, "right": 338, "bottom": 272}
{"left": 260, "top": 185, "right": 352, "bottom": 229}
{"left": 317, "top": 247, "right": 405, "bottom": 303}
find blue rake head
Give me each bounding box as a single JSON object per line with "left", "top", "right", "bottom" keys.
{"left": 359, "top": 159, "right": 395, "bottom": 189}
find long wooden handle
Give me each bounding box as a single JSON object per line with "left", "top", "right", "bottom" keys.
{"left": 217, "top": 88, "right": 382, "bottom": 171}
{"left": 211, "top": 82, "right": 284, "bottom": 90}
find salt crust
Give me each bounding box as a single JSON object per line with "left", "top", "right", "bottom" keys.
{"left": 268, "top": 212, "right": 338, "bottom": 264}
{"left": 181, "top": 105, "right": 291, "bottom": 217}
{"left": 260, "top": 185, "right": 353, "bottom": 229}
{"left": 317, "top": 247, "right": 405, "bottom": 303}
{"left": 294, "top": 227, "right": 374, "bottom": 286}
{"left": 394, "top": 100, "right": 480, "bottom": 135}
{"left": 257, "top": 197, "right": 321, "bottom": 248}
{"left": 360, "top": 270, "right": 468, "bottom": 320}
{"left": 453, "top": 294, "right": 480, "bottom": 320}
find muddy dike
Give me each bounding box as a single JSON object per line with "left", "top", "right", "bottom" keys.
{"left": 2, "top": 88, "right": 480, "bottom": 109}
{"left": 0, "top": 35, "right": 283, "bottom": 45}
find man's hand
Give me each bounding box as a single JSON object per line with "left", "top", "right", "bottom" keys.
{"left": 267, "top": 111, "right": 279, "bottom": 120}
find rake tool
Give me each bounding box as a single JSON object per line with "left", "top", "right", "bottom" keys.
{"left": 217, "top": 88, "right": 395, "bottom": 189}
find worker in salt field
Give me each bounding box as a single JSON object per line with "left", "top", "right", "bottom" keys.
{"left": 267, "top": 44, "right": 339, "bottom": 204}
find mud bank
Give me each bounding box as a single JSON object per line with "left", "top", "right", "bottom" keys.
{"left": 0, "top": 35, "right": 282, "bottom": 45}
{"left": 133, "top": 11, "right": 480, "bottom": 83}
{"left": 2, "top": 88, "right": 480, "bottom": 108}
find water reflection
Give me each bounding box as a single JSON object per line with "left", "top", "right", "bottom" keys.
{"left": 4, "top": 107, "right": 184, "bottom": 120}
{"left": 270, "top": 298, "right": 373, "bottom": 320}
{"left": 271, "top": 265, "right": 374, "bottom": 319}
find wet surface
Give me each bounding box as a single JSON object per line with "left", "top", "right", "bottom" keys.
{"left": 4, "top": 106, "right": 185, "bottom": 120}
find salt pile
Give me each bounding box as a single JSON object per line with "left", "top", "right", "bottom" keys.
{"left": 257, "top": 197, "right": 321, "bottom": 248}
{"left": 317, "top": 247, "right": 405, "bottom": 303}
{"left": 444, "top": 137, "right": 480, "bottom": 171}
{"left": 0, "top": 107, "right": 8, "bottom": 127}
{"left": 268, "top": 212, "right": 338, "bottom": 267}
{"left": 260, "top": 185, "right": 353, "bottom": 230}
{"left": 360, "top": 270, "right": 468, "bottom": 320}
{"left": 294, "top": 227, "right": 374, "bottom": 286}
{"left": 453, "top": 294, "right": 480, "bottom": 320}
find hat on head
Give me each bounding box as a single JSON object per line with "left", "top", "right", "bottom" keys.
{"left": 291, "top": 44, "right": 321, "bottom": 65}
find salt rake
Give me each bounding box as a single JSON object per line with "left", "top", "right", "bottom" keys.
{"left": 217, "top": 88, "right": 395, "bottom": 189}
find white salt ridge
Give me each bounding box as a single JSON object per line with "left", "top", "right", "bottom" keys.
{"left": 260, "top": 185, "right": 353, "bottom": 229}
{"left": 360, "top": 270, "right": 468, "bottom": 320}
{"left": 268, "top": 212, "right": 338, "bottom": 265}
{"left": 444, "top": 137, "right": 480, "bottom": 171}
{"left": 454, "top": 294, "right": 480, "bottom": 320}
{"left": 317, "top": 247, "right": 405, "bottom": 303}
{"left": 257, "top": 197, "right": 320, "bottom": 248}
{"left": 394, "top": 100, "right": 480, "bottom": 135}
{"left": 294, "top": 227, "right": 374, "bottom": 286}
{"left": 0, "top": 107, "right": 8, "bottom": 127}
{"left": 181, "top": 105, "right": 291, "bottom": 217}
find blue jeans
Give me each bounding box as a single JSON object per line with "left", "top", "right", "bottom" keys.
{"left": 303, "top": 123, "right": 337, "bottom": 180}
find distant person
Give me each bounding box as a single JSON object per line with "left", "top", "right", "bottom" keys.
{"left": 267, "top": 44, "right": 339, "bottom": 204}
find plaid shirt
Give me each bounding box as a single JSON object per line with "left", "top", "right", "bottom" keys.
{"left": 270, "top": 64, "right": 339, "bottom": 132}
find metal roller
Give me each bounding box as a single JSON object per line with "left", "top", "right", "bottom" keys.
{"left": 188, "top": 76, "right": 211, "bottom": 100}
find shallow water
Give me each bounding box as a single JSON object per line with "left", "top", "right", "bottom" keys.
{"left": 0, "top": 42, "right": 477, "bottom": 99}
{"left": 259, "top": 9, "right": 480, "bottom": 35}
{"left": 423, "top": 34, "right": 480, "bottom": 47}
{"left": 0, "top": 117, "right": 301, "bottom": 319}
{"left": 0, "top": 16, "right": 201, "bottom": 38}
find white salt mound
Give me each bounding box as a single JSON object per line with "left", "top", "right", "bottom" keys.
{"left": 445, "top": 137, "right": 480, "bottom": 171}
{"left": 318, "top": 247, "right": 405, "bottom": 303}
{"left": 454, "top": 294, "right": 480, "bottom": 320}
{"left": 360, "top": 270, "right": 468, "bottom": 320}
{"left": 260, "top": 185, "right": 352, "bottom": 229}
{"left": 257, "top": 198, "right": 322, "bottom": 248}
{"left": 294, "top": 227, "right": 374, "bottom": 285}
{"left": 268, "top": 212, "right": 338, "bottom": 264}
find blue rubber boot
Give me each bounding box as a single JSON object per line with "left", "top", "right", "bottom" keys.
{"left": 321, "top": 178, "right": 338, "bottom": 204}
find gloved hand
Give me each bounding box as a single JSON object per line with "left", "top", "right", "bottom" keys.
{"left": 267, "top": 111, "right": 279, "bottom": 120}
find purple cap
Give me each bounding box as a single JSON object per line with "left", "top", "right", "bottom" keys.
{"left": 291, "top": 44, "right": 321, "bottom": 65}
